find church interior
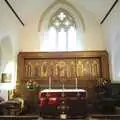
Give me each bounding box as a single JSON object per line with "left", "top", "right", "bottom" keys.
{"left": 0, "top": 0, "right": 120, "bottom": 119}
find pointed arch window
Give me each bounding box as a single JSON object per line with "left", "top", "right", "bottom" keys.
{"left": 47, "top": 8, "right": 77, "bottom": 51}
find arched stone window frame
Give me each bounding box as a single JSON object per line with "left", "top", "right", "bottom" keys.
{"left": 38, "top": 0, "right": 85, "bottom": 51}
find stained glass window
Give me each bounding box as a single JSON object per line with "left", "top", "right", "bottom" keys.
{"left": 47, "top": 8, "right": 77, "bottom": 51}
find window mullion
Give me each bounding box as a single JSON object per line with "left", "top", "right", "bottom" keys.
{"left": 66, "top": 30, "right": 68, "bottom": 51}
{"left": 56, "top": 29, "right": 59, "bottom": 50}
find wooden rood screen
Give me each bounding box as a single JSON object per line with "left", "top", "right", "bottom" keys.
{"left": 15, "top": 51, "right": 109, "bottom": 101}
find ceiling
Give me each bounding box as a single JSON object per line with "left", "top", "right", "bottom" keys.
{"left": 6, "top": 0, "right": 115, "bottom": 25}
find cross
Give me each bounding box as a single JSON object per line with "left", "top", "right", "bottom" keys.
{"left": 58, "top": 12, "right": 66, "bottom": 21}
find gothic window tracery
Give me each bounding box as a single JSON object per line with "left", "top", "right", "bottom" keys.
{"left": 48, "top": 8, "right": 77, "bottom": 51}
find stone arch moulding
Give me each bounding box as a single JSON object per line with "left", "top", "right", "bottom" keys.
{"left": 38, "top": 0, "right": 85, "bottom": 32}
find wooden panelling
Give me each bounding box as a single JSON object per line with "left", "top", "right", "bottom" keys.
{"left": 14, "top": 51, "right": 110, "bottom": 102}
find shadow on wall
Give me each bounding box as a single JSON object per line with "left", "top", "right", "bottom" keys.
{"left": 0, "top": 36, "right": 13, "bottom": 74}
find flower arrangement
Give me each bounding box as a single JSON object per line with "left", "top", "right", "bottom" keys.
{"left": 26, "top": 80, "right": 39, "bottom": 90}
{"left": 96, "top": 77, "right": 111, "bottom": 97}
{"left": 96, "top": 77, "right": 110, "bottom": 88}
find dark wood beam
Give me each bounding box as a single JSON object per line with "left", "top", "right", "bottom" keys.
{"left": 100, "top": 0, "right": 118, "bottom": 24}
{"left": 4, "top": 0, "right": 25, "bottom": 26}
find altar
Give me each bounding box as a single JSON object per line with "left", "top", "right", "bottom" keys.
{"left": 39, "top": 88, "right": 87, "bottom": 119}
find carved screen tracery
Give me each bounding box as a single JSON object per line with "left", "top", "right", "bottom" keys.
{"left": 24, "top": 58, "right": 101, "bottom": 81}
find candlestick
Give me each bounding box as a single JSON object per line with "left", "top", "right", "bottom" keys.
{"left": 49, "top": 76, "right": 51, "bottom": 89}
{"left": 62, "top": 83, "right": 65, "bottom": 90}
{"left": 75, "top": 77, "right": 78, "bottom": 89}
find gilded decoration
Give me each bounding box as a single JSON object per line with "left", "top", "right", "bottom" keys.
{"left": 13, "top": 51, "right": 109, "bottom": 102}
{"left": 24, "top": 58, "right": 101, "bottom": 81}
{"left": 76, "top": 59, "right": 100, "bottom": 78}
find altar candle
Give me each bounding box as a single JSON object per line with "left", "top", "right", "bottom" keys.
{"left": 49, "top": 76, "right": 51, "bottom": 89}
{"left": 75, "top": 77, "right": 78, "bottom": 89}
{"left": 62, "top": 83, "right": 64, "bottom": 90}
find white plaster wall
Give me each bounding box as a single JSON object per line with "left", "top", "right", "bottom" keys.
{"left": 102, "top": 1, "right": 120, "bottom": 82}
{"left": 79, "top": 7, "right": 106, "bottom": 50}
{"left": 0, "top": 0, "right": 22, "bottom": 54}
{"left": 19, "top": 20, "right": 40, "bottom": 51}
{"left": 19, "top": 1, "right": 106, "bottom": 51}
{"left": 0, "top": 0, "right": 22, "bottom": 99}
